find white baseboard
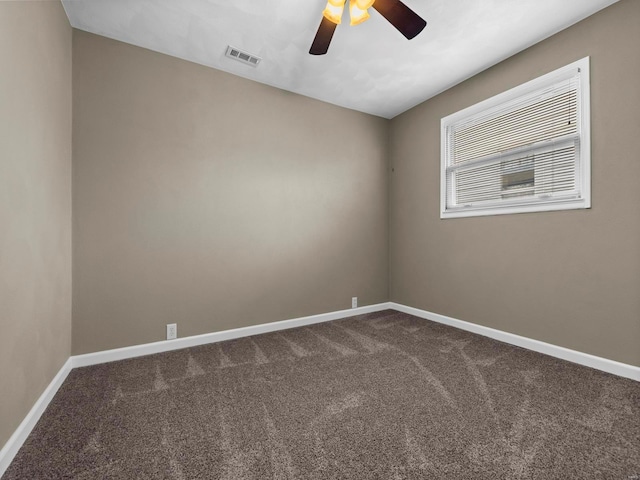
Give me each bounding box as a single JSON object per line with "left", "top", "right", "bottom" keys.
{"left": 72, "top": 301, "right": 639, "bottom": 380}
{"left": 0, "top": 357, "right": 73, "bottom": 478}
{"left": 72, "top": 303, "right": 391, "bottom": 368}
{"left": 389, "top": 302, "right": 640, "bottom": 382}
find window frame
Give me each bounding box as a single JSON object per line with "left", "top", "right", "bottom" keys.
{"left": 440, "top": 57, "right": 591, "bottom": 219}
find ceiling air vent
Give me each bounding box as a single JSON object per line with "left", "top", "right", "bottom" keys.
{"left": 225, "top": 46, "right": 261, "bottom": 67}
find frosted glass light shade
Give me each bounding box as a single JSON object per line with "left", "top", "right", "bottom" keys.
{"left": 349, "top": 3, "right": 370, "bottom": 26}
{"left": 355, "top": 0, "right": 375, "bottom": 10}
{"left": 323, "top": 1, "right": 345, "bottom": 24}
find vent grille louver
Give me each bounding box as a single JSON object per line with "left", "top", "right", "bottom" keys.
{"left": 225, "top": 46, "right": 261, "bottom": 67}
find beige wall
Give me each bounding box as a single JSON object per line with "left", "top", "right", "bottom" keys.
{"left": 389, "top": 0, "right": 640, "bottom": 366}
{"left": 72, "top": 31, "right": 389, "bottom": 354}
{"left": 0, "top": 1, "right": 72, "bottom": 449}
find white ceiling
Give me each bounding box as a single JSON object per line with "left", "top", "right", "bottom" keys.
{"left": 61, "top": 0, "right": 619, "bottom": 119}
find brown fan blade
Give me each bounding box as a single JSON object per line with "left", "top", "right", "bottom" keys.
{"left": 372, "top": 0, "right": 426, "bottom": 40}
{"left": 309, "top": 16, "right": 338, "bottom": 55}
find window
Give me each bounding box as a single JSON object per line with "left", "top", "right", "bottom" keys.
{"left": 440, "top": 57, "right": 590, "bottom": 218}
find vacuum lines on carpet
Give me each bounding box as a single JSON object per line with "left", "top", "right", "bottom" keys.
{"left": 3, "top": 310, "right": 639, "bottom": 479}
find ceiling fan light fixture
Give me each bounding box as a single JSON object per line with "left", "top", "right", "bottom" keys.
{"left": 323, "top": 1, "right": 345, "bottom": 24}
{"left": 349, "top": 3, "right": 370, "bottom": 26}
{"left": 310, "top": 0, "right": 426, "bottom": 55}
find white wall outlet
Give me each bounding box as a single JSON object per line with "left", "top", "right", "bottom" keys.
{"left": 167, "top": 323, "right": 177, "bottom": 340}
{"left": 352, "top": 297, "right": 358, "bottom": 309}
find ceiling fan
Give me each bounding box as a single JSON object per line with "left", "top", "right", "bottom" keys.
{"left": 310, "top": 0, "right": 427, "bottom": 55}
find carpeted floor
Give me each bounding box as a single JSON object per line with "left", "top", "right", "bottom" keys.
{"left": 3, "top": 309, "right": 639, "bottom": 479}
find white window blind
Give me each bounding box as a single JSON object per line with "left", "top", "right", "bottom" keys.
{"left": 441, "top": 57, "right": 590, "bottom": 218}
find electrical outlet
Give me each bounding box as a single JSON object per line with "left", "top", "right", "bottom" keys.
{"left": 167, "top": 323, "right": 177, "bottom": 340}
{"left": 352, "top": 297, "right": 358, "bottom": 309}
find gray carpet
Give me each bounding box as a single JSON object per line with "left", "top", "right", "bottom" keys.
{"left": 3, "top": 309, "right": 639, "bottom": 479}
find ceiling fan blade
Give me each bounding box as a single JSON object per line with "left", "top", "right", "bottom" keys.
{"left": 372, "top": 0, "right": 426, "bottom": 40}
{"left": 309, "top": 16, "right": 338, "bottom": 55}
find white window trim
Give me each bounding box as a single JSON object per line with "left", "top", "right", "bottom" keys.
{"left": 440, "top": 57, "right": 591, "bottom": 219}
